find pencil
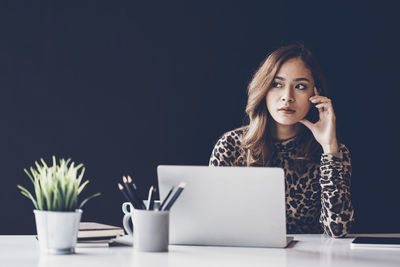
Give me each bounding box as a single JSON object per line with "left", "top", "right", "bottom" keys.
{"left": 127, "top": 175, "right": 137, "bottom": 190}
{"left": 159, "top": 186, "right": 174, "bottom": 211}
{"left": 163, "top": 182, "right": 185, "bottom": 211}
{"left": 127, "top": 175, "right": 146, "bottom": 210}
{"left": 118, "top": 183, "right": 137, "bottom": 209}
{"left": 122, "top": 176, "right": 140, "bottom": 209}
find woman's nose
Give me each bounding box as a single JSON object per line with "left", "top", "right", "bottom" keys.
{"left": 281, "top": 88, "right": 295, "bottom": 103}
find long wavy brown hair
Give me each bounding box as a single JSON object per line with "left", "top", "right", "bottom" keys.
{"left": 242, "top": 43, "right": 329, "bottom": 166}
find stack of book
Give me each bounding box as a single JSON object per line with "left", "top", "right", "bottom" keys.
{"left": 77, "top": 222, "right": 125, "bottom": 247}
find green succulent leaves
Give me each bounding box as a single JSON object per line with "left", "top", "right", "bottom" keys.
{"left": 17, "top": 156, "right": 100, "bottom": 211}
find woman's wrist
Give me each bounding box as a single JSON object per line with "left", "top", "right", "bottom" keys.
{"left": 322, "top": 141, "right": 339, "bottom": 154}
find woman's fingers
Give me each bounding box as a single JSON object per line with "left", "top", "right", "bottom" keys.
{"left": 314, "top": 86, "right": 319, "bottom": 96}
{"left": 308, "top": 92, "right": 336, "bottom": 120}
{"left": 315, "top": 102, "right": 336, "bottom": 120}
{"left": 309, "top": 96, "right": 331, "bottom": 104}
{"left": 310, "top": 96, "right": 332, "bottom": 113}
{"left": 315, "top": 102, "right": 332, "bottom": 110}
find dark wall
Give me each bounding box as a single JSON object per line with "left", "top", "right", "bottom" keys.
{"left": 1, "top": 1, "right": 399, "bottom": 234}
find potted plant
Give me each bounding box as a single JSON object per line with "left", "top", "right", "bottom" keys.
{"left": 17, "top": 156, "right": 100, "bottom": 254}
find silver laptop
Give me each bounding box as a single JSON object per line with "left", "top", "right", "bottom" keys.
{"left": 157, "top": 165, "right": 293, "bottom": 248}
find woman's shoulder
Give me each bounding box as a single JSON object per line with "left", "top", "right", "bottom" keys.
{"left": 216, "top": 126, "right": 247, "bottom": 148}
{"left": 209, "top": 126, "right": 248, "bottom": 166}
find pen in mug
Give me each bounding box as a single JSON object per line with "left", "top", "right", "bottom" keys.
{"left": 147, "top": 186, "right": 156, "bottom": 210}
{"left": 159, "top": 186, "right": 174, "bottom": 211}
{"left": 122, "top": 176, "right": 141, "bottom": 209}
{"left": 118, "top": 183, "right": 138, "bottom": 209}
{"left": 163, "top": 182, "right": 185, "bottom": 211}
{"left": 127, "top": 175, "right": 146, "bottom": 209}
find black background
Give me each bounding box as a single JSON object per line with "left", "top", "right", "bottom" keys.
{"left": 1, "top": 1, "right": 399, "bottom": 234}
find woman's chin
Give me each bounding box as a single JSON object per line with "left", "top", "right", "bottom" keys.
{"left": 270, "top": 109, "right": 311, "bottom": 125}
{"left": 272, "top": 116, "right": 302, "bottom": 126}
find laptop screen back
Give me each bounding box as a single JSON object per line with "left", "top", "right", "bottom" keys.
{"left": 157, "top": 165, "right": 287, "bottom": 247}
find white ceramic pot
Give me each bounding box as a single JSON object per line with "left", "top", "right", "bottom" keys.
{"left": 33, "top": 209, "right": 82, "bottom": 254}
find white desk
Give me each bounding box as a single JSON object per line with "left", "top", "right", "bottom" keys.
{"left": 1, "top": 235, "right": 399, "bottom": 267}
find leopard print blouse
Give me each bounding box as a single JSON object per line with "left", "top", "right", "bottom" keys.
{"left": 209, "top": 127, "right": 355, "bottom": 238}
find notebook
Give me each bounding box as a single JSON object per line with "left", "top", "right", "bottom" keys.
{"left": 78, "top": 222, "right": 124, "bottom": 239}
{"left": 157, "top": 165, "right": 293, "bottom": 248}
{"left": 351, "top": 237, "right": 400, "bottom": 248}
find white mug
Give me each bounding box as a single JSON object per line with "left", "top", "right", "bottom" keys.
{"left": 122, "top": 201, "right": 169, "bottom": 252}
{"left": 122, "top": 201, "right": 160, "bottom": 235}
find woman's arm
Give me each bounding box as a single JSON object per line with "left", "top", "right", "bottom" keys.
{"left": 319, "top": 143, "right": 355, "bottom": 238}
{"left": 299, "top": 87, "right": 354, "bottom": 237}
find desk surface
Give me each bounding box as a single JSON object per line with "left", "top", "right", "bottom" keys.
{"left": 1, "top": 235, "right": 399, "bottom": 267}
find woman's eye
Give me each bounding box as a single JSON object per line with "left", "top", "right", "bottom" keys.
{"left": 271, "top": 82, "right": 282, "bottom": 88}
{"left": 296, "top": 84, "right": 307, "bottom": 90}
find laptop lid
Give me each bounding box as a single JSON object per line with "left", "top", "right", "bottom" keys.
{"left": 157, "top": 165, "right": 289, "bottom": 248}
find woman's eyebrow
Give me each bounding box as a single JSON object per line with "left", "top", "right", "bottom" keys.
{"left": 294, "top": 77, "right": 310, "bottom": 82}
{"left": 274, "top": 76, "right": 310, "bottom": 82}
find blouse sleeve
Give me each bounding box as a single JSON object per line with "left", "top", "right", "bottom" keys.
{"left": 319, "top": 143, "right": 355, "bottom": 238}
{"left": 209, "top": 131, "right": 243, "bottom": 166}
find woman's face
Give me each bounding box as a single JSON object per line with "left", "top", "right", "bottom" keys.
{"left": 265, "top": 58, "right": 315, "bottom": 126}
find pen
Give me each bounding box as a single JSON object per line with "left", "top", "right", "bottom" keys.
{"left": 118, "top": 183, "right": 138, "bottom": 209}
{"left": 147, "top": 186, "right": 156, "bottom": 210}
{"left": 163, "top": 182, "right": 185, "bottom": 211}
{"left": 159, "top": 186, "right": 174, "bottom": 211}
{"left": 127, "top": 175, "right": 146, "bottom": 210}
{"left": 122, "top": 176, "right": 141, "bottom": 209}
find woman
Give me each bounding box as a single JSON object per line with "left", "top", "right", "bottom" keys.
{"left": 209, "top": 43, "right": 354, "bottom": 238}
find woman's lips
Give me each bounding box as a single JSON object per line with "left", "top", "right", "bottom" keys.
{"left": 278, "top": 107, "right": 295, "bottom": 114}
